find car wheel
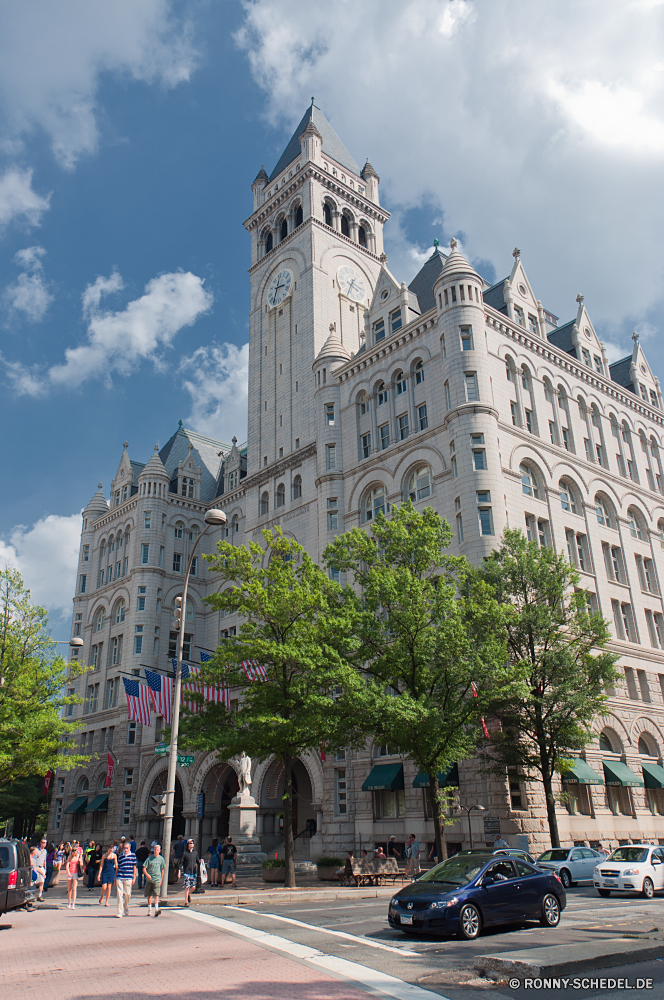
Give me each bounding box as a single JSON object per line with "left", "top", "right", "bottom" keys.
{"left": 458, "top": 903, "right": 481, "bottom": 940}
{"left": 642, "top": 877, "right": 654, "bottom": 899}
{"left": 559, "top": 869, "right": 571, "bottom": 889}
{"left": 597, "top": 889, "right": 611, "bottom": 897}
{"left": 540, "top": 893, "right": 561, "bottom": 927}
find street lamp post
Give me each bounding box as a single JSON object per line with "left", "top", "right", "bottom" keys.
{"left": 160, "top": 508, "right": 226, "bottom": 904}
{"left": 454, "top": 803, "right": 486, "bottom": 849}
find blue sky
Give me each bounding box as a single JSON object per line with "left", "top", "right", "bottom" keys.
{"left": 2, "top": 0, "right": 664, "bottom": 626}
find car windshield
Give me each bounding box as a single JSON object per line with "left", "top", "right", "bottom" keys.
{"left": 538, "top": 850, "right": 569, "bottom": 862}
{"left": 419, "top": 855, "right": 489, "bottom": 886}
{"left": 606, "top": 848, "right": 649, "bottom": 864}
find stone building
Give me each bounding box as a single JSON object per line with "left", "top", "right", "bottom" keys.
{"left": 48, "top": 102, "right": 664, "bottom": 857}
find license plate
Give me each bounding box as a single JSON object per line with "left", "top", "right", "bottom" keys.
{"left": 401, "top": 914, "right": 413, "bottom": 925}
{"left": 604, "top": 881, "right": 616, "bottom": 886}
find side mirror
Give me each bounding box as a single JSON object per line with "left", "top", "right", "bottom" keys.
{"left": 481, "top": 875, "right": 495, "bottom": 887}
{"left": 652, "top": 857, "right": 662, "bottom": 865}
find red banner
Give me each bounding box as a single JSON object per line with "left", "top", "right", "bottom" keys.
{"left": 104, "top": 753, "right": 114, "bottom": 788}
{"left": 42, "top": 770, "right": 53, "bottom": 796}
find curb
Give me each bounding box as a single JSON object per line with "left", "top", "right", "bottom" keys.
{"left": 187, "top": 886, "right": 397, "bottom": 906}
{"left": 474, "top": 937, "right": 664, "bottom": 979}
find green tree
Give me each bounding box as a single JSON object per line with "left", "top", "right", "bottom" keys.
{"left": 470, "top": 529, "right": 620, "bottom": 848}
{"left": 179, "top": 529, "right": 365, "bottom": 888}
{"left": 0, "top": 568, "right": 88, "bottom": 789}
{"left": 324, "top": 502, "right": 513, "bottom": 862}
{"left": 0, "top": 775, "right": 50, "bottom": 840}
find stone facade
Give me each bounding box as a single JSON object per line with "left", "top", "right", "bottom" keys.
{"left": 48, "top": 103, "right": 664, "bottom": 857}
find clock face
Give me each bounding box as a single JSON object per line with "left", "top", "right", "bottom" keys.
{"left": 267, "top": 269, "right": 293, "bottom": 308}
{"left": 337, "top": 265, "right": 366, "bottom": 303}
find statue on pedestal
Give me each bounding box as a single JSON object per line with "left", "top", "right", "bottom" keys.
{"left": 239, "top": 751, "right": 252, "bottom": 795}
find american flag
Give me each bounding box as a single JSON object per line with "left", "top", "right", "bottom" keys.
{"left": 241, "top": 659, "right": 268, "bottom": 681}
{"left": 171, "top": 658, "right": 230, "bottom": 711}
{"left": 145, "top": 669, "right": 173, "bottom": 723}
{"left": 122, "top": 677, "right": 151, "bottom": 725}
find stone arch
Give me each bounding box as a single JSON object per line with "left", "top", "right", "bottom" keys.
{"left": 346, "top": 465, "right": 394, "bottom": 512}
{"left": 197, "top": 758, "right": 240, "bottom": 842}
{"left": 593, "top": 713, "right": 630, "bottom": 752}
{"left": 255, "top": 752, "right": 322, "bottom": 841}
{"left": 630, "top": 717, "right": 664, "bottom": 756}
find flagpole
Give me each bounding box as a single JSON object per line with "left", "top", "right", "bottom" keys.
{"left": 160, "top": 508, "right": 226, "bottom": 905}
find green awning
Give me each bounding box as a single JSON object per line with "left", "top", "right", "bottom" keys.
{"left": 413, "top": 763, "right": 459, "bottom": 788}
{"left": 603, "top": 760, "right": 644, "bottom": 787}
{"left": 642, "top": 760, "right": 664, "bottom": 789}
{"left": 362, "top": 763, "right": 404, "bottom": 791}
{"left": 85, "top": 793, "right": 109, "bottom": 813}
{"left": 561, "top": 759, "right": 604, "bottom": 785}
{"left": 64, "top": 795, "right": 88, "bottom": 814}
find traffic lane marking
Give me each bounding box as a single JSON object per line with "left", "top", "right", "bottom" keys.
{"left": 264, "top": 902, "right": 387, "bottom": 914}
{"left": 223, "top": 904, "right": 422, "bottom": 956}
{"left": 177, "top": 908, "right": 452, "bottom": 1000}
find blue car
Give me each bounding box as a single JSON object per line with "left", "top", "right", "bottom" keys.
{"left": 388, "top": 851, "right": 566, "bottom": 940}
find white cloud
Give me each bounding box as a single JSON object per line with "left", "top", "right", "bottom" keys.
{"left": 0, "top": 1, "right": 198, "bottom": 169}
{"left": 0, "top": 512, "right": 81, "bottom": 622}
{"left": 236, "top": 0, "right": 664, "bottom": 330}
{"left": 0, "top": 167, "right": 50, "bottom": 230}
{"left": 180, "top": 342, "right": 249, "bottom": 443}
{"left": 5, "top": 269, "right": 212, "bottom": 395}
{"left": 4, "top": 244, "right": 53, "bottom": 321}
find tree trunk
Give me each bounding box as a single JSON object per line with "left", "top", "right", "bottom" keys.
{"left": 429, "top": 775, "right": 447, "bottom": 862}
{"left": 543, "top": 774, "right": 560, "bottom": 848}
{"left": 282, "top": 754, "right": 296, "bottom": 888}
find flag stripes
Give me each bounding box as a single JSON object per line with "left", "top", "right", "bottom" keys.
{"left": 122, "top": 677, "right": 151, "bottom": 725}
{"left": 145, "top": 669, "right": 173, "bottom": 724}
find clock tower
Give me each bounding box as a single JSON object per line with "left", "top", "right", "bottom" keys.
{"left": 243, "top": 102, "right": 389, "bottom": 494}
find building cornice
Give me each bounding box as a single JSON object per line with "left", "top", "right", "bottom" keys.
{"left": 209, "top": 443, "right": 318, "bottom": 508}
{"left": 335, "top": 313, "right": 438, "bottom": 381}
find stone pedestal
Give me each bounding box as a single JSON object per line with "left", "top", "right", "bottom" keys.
{"left": 228, "top": 792, "right": 267, "bottom": 865}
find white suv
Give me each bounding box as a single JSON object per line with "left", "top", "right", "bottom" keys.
{"left": 593, "top": 844, "right": 664, "bottom": 898}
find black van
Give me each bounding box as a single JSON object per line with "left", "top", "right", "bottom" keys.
{"left": 0, "top": 839, "right": 35, "bottom": 915}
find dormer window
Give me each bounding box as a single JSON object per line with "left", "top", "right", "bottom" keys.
{"left": 181, "top": 477, "right": 195, "bottom": 499}
{"left": 373, "top": 318, "right": 385, "bottom": 343}
{"left": 114, "top": 490, "right": 120, "bottom": 506}
{"left": 390, "top": 308, "right": 402, "bottom": 334}
{"left": 121, "top": 485, "right": 128, "bottom": 502}
{"left": 226, "top": 469, "right": 238, "bottom": 491}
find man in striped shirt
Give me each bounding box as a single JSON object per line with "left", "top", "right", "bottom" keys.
{"left": 116, "top": 842, "right": 138, "bottom": 918}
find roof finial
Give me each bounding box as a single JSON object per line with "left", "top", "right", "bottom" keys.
{"left": 154, "top": 444, "right": 159, "bottom": 453}
{"left": 576, "top": 293, "right": 584, "bottom": 305}
{"left": 98, "top": 482, "right": 103, "bottom": 490}
{"left": 123, "top": 441, "right": 128, "bottom": 449}
{"left": 512, "top": 247, "right": 521, "bottom": 260}
{"left": 311, "top": 96, "right": 315, "bottom": 106}
{"left": 178, "top": 419, "right": 183, "bottom": 428}
{"left": 433, "top": 238, "right": 439, "bottom": 250}
{"left": 632, "top": 330, "right": 640, "bottom": 344}
{"left": 450, "top": 237, "right": 458, "bottom": 250}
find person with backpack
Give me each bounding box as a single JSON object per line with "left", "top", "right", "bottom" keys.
{"left": 135, "top": 841, "right": 149, "bottom": 890}
{"left": 220, "top": 837, "right": 237, "bottom": 888}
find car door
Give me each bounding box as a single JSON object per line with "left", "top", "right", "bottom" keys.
{"left": 478, "top": 859, "right": 522, "bottom": 924}
{"left": 567, "top": 849, "right": 586, "bottom": 881}
{"left": 514, "top": 860, "right": 542, "bottom": 916}
{"left": 580, "top": 848, "right": 600, "bottom": 879}
{"left": 651, "top": 848, "right": 664, "bottom": 889}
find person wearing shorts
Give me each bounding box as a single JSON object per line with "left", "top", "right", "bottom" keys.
{"left": 180, "top": 840, "right": 199, "bottom": 907}
{"left": 142, "top": 843, "right": 166, "bottom": 916}
{"left": 207, "top": 838, "right": 220, "bottom": 886}
{"left": 220, "top": 837, "right": 237, "bottom": 887}
{"left": 65, "top": 842, "right": 84, "bottom": 908}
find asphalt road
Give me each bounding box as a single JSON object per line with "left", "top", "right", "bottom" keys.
{"left": 193, "top": 885, "right": 664, "bottom": 1000}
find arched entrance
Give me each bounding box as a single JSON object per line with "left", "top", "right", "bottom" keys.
{"left": 259, "top": 758, "right": 316, "bottom": 852}
{"left": 147, "top": 772, "right": 184, "bottom": 841}
{"left": 200, "top": 763, "right": 238, "bottom": 841}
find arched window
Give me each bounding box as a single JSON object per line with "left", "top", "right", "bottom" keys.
{"left": 99, "top": 541, "right": 106, "bottom": 562}
{"left": 94, "top": 607, "right": 106, "bottom": 632}
{"left": 543, "top": 378, "right": 553, "bottom": 402}
{"left": 173, "top": 596, "right": 194, "bottom": 623}
{"left": 113, "top": 599, "right": 126, "bottom": 625}
{"left": 595, "top": 494, "right": 612, "bottom": 527}
{"left": 295, "top": 205, "right": 303, "bottom": 227}
{"left": 376, "top": 381, "right": 387, "bottom": 406}
{"left": 559, "top": 480, "right": 577, "bottom": 514}
{"left": 260, "top": 492, "right": 269, "bottom": 516}
{"left": 407, "top": 466, "right": 432, "bottom": 502}
{"left": 358, "top": 392, "right": 367, "bottom": 415}
{"left": 276, "top": 483, "right": 285, "bottom": 508}
{"left": 109, "top": 535, "right": 115, "bottom": 553}
{"left": 265, "top": 231, "right": 273, "bottom": 253}
{"left": 323, "top": 203, "right": 332, "bottom": 226}
{"left": 599, "top": 731, "right": 614, "bottom": 753}
{"left": 191, "top": 524, "right": 200, "bottom": 542}
{"left": 77, "top": 775, "right": 89, "bottom": 794}
{"left": 522, "top": 365, "right": 532, "bottom": 391}
{"left": 292, "top": 475, "right": 302, "bottom": 500}
{"left": 520, "top": 464, "right": 539, "bottom": 499}
{"left": 639, "top": 735, "right": 656, "bottom": 756}
{"left": 414, "top": 359, "right": 424, "bottom": 384}
{"left": 395, "top": 370, "right": 406, "bottom": 395}
{"left": 627, "top": 506, "right": 644, "bottom": 540}
{"left": 174, "top": 521, "right": 184, "bottom": 539}
{"left": 505, "top": 357, "right": 514, "bottom": 382}
{"left": 358, "top": 225, "right": 366, "bottom": 247}
{"left": 365, "top": 486, "right": 387, "bottom": 522}
{"left": 231, "top": 514, "right": 239, "bottom": 535}
{"left": 658, "top": 519, "right": 664, "bottom": 549}
{"left": 340, "top": 214, "right": 350, "bottom": 237}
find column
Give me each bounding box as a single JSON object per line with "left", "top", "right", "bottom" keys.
{"left": 406, "top": 373, "right": 416, "bottom": 439}
{"left": 332, "top": 210, "right": 341, "bottom": 232}
{"left": 369, "top": 393, "right": 379, "bottom": 454}
{"left": 349, "top": 220, "right": 359, "bottom": 243}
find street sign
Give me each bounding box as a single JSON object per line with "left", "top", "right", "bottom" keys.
{"left": 197, "top": 792, "right": 205, "bottom": 819}
{"left": 178, "top": 754, "right": 195, "bottom": 767}
{"left": 154, "top": 745, "right": 170, "bottom": 756}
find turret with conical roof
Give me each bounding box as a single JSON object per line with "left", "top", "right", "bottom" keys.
{"left": 83, "top": 483, "right": 109, "bottom": 519}
{"left": 361, "top": 159, "right": 380, "bottom": 205}
{"left": 252, "top": 165, "right": 268, "bottom": 211}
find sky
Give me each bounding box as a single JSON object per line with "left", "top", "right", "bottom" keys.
{"left": 2, "top": 0, "right": 664, "bottom": 629}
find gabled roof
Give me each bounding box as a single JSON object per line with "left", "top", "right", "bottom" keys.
{"left": 129, "top": 460, "right": 145, "bottom": 479}
{"left": 609, "top": 356, "right": 635, "bottom": 394}
{"left": 268, "top": 103, "right": 359, "bottom": 183}
{"left": 407, "top": 248, "right": 447, "bottom": 315}
{"left": 546, "top": 320, "right": 577, "bottom": 358}
{"left": 159, "top": 426, "right": 232, "bottom": 503}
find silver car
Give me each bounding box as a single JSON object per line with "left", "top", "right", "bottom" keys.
{"left": 537, "top": 847, "right": 603, "bottom": 888}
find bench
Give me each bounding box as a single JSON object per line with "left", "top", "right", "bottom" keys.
{"left": 339, "top": 858, "right": 407, "bottom": 886}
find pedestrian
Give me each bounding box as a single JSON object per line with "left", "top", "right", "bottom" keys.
{"left": 173, "top": 834, "right": 185, "bottom": 879}
{"left": 115, "top": 841, "right": 138, "bottom": 918}
{"left": 374, "top": 845, "right": 386, "bottom": 859}
{"left": 129, "top": 835, "right": 137, "bottom": 853}
{"left": 207, "top": 837, "right": 220, "bottom": 886}
{"left": 135, "top": 841, "right": 149, "bottom": 890}
{"left": 387, "top": 835, "right": 401, "bottom": 861}
{"left": 85, "top": 840, "right": 102, "bottom": 891}
{"left": 142, "top": 843, "right": 166, "bottom": 916}
{"left": 50, "top": 842, "right": 65, "bottom": 888}
{"left": 220, "top": 836, "right": 237, "bottom": 888}
{"left": 30, "top": 847, "right": 46, "bottom": 901}
{"left": 180, "top": 838, "right": 200, "bottom": 906}
{"left": 65, "top": 841, "right": 84, "bottom": 908}
{"left": 405, "top": 833, "right": 421, "bottom": 880}
{"left": 43, "top": 842, "right": 57, "bottom": 892}
{"left": 343, "top": 849, "right": 357, "bottom": 886}
{"left": 428, "top": 842, "right": 438, "bottom": 863}
{"left": 493, "top": 833, "right": 510, "bottom": 850}
{"left": 98, "top": 845, "right": 118, "bottom": 906}
{"left": 115, "top": 836, "right": 127, "bottom": 854}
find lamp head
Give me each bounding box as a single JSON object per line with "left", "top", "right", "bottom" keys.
{"left": 69, "top": 637, "right": 84, "bottom": 647}
{"left": 205, "top": 508, "right": 227, "bottom": 526}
